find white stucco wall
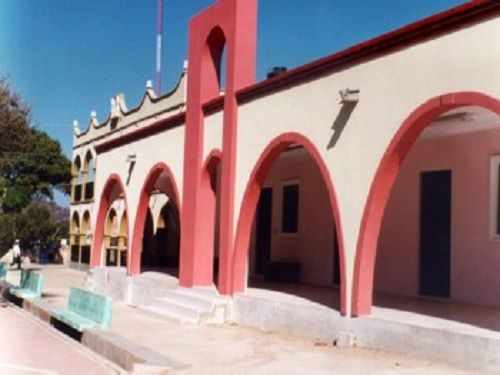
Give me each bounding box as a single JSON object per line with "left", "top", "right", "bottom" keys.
{"left": 235, "top": 18, "right": 500, "bottom": 314}
{"left": 92, "top": 123, "right": 185, "bottom": 265}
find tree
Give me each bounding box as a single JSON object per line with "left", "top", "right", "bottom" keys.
{"left": 16, "top": 203, "right": 55, "bottom": 248}
{"left": 0, "top": 78, "right": 71, "bottom": 212}
{"left": 0, "top": 203, "right": 69, "bottom": 257}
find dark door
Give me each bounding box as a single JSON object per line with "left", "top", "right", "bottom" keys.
{"left": 420, "top": 170, "right": 451, "bottom": 298}
{"left": 256, "top": 188, "right": 272, "bottom": 275}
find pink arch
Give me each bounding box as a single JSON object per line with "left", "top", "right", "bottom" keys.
{"left": 352, "top": 91, "right": 500, "bottom": 316}
{"left": 91, "top": 174, "right": 129, "bottom": 267}
{"left": 230, "top": 132, "right": 348, "bottom": 315}
{"left": 129, "top": 162, "right": 181, "bottom": 275}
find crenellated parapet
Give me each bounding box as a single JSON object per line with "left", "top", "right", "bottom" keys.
{"left": 72, "top": 64, "right": 188, "bottom": 149}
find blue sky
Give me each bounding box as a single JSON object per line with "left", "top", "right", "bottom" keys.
{"left": 0, "top": 0, "right": 464, "bottom": 206}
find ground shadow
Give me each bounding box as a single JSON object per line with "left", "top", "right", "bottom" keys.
{"left": 50, "top": 317, "right": 83, "bottom": 342}
{"left": 248, "top": 278, "right": 341, "bottom": 311}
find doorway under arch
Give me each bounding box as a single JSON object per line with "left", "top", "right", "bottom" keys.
{"left": 353, "top": 92, "right": 500, "bottom": 317}
{"left": 231, "top": 132, "right": 347, "bottom": 315}
{"left": 91, "top": 174, "right": 128, "bottom": 268}
{"left": 70, "top": 211, "right": 80, "bottom": 263}
{"left": 130, "top": 163, "right": 180, "bottom": 275}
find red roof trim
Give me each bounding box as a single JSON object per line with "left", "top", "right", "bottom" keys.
{"left": 202, "top": 96, "right": 225, "bottom": 115}
{"left": 95, "top": 112, "right": 186, "bottom": 154}
{"left": 237, "top": 1, "right": 499, "bottom": 103}
{"left": 94, "top": 2, "right": 499, "bottom": 152}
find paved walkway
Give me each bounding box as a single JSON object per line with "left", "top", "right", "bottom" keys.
{"left": 0, "top": 301, "right": 122, "bottom": 374}
{"left": 4, "top": 265, "right": 483, "bottom": 373}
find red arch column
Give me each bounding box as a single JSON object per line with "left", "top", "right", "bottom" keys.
{"left": 231, "top": 132, "right": 348, "bottom": 315}
{"left": 91, "top": 174, "right": 129, "bottom": 268}
{"left": 352, "top": 92, "right": 500, "bottom": 316}
{"left": 129, "top": 163, "right": 180, "bottom": 275}
{"left": 180, "top": 0, "right": 257, "bottom": 290}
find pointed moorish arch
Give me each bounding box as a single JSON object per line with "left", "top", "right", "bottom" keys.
{"left": 81, "top": 210, "right": 91, "bottom": 233}
{"left": 352, "top": 91, "right": 500, "bottom": 316}
{"left": 91, "top": 174, "right": 129, "bottom": 267}
{"left": 230, "top": 132, "right": 348, "bottom": 315}
{"left": 70, "top": 211, "right": 80, "bottom": 234}
{"left": 130, "top": 162, "right": 180, "bottom": 275}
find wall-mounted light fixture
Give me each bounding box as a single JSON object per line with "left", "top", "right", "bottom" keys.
{"left": 126, "top": 152, "right": 137, "bottom": 163}
{"left": 339, "top": 87, "right": 360, "bottom": 103}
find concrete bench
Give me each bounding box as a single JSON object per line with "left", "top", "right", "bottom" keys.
{"left": 50, "top": 287, "right": 112, "bottom": 331}
{"left": 0, "top": 262, "right": 7, "bottom": 281}
{"left": 9, "top": 270, "right": 44, "bottom": 299}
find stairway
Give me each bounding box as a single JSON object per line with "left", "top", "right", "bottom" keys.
{"left": 141, "top": 287, "right": 231, "bottom": 325}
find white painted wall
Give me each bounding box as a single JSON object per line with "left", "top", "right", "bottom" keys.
{"left": 235, "top": 18, "right": 500, "bottom": 314}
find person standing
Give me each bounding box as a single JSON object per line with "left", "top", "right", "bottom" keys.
{"left": 10, "top": 239, "right": 21, "bottom": 270}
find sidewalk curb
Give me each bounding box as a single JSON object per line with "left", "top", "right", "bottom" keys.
{"left": 1, "top": 280, "right": 188, "bottom": 373}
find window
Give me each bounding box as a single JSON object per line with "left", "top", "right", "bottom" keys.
{"left": 489, "top": 155, "right": 500, "bottom": 240}
{"left": 281, "top": 182, "right": 299, "bottom": 234}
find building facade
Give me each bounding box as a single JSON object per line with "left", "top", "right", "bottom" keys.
{"left": 70, "top": 0, "right": 500, "bottom": 317}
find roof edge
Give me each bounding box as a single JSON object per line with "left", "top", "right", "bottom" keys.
{"left": 237, "top": 1, "right": 499, "bottom": 103}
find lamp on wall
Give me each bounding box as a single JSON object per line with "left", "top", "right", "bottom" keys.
{"left": 126, "top": 152, "right": 137, "bottom": 163}
{"left": 339, "top": 87, "right": 360, "bottom": 103}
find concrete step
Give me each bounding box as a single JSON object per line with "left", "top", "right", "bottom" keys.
{"left": 141, "top": 304, "right": 199, "bottom": 325}
{"left": 150, "top": 297, "right": 200, "bottom": 320}
{"left": 164, "top": 289, "right": 225, "bottom": 311}
{"left": 142, "top": 286, "right": 231, "bottom": 325}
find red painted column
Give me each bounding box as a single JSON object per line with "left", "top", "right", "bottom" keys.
{"left": 179, "top": 0, "right": 257, "bottom": 290}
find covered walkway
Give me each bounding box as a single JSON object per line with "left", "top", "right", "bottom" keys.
{"left": 248, "top": 278, "right": 500, "bottom": 336}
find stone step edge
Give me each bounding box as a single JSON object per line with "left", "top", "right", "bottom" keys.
{"left": 82, "top": 329, "right": 188, "bottom": 372}
{"left": 141, "top": 304, "right": 199, "bottom": 325}
{"left": 152, "top": 295, "right": 204, "bottom": 317}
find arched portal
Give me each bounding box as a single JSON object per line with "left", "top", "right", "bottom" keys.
{"left": 353, "top": 92, "right": 500, "bottom": 316}
{"left": 72, "top": 156, "right": 83, "bottom": 203}
{"left": 91, "top": 174, "right": 128, "bottom": 268}
{"left": 70, "top": 211, "right": 80, "bottom": 263}
{"left": 231, "top": 132, "right": 347, "bottom": 315}
{"left": 130, "top": 163, "right": 180, "bottom": 275}
{"left": 80, "top": 211, "right": 92, "bottom": 265}
{"left": 83, "top": 150, "right": 95, "bottom": 201}
{"left": 180, "top": 0, "right": 257, "bottom": 288}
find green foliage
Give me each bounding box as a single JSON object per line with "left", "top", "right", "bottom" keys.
{"left": 0, "top": 213, "right": 17, "bottom": 255}
{"left": 0, "top": 78, "right": 71, "bottom": 256}
{"left": 0, "top": 78, "right": 71, "bottom": 213}
{"left": 0, "top": 203, "right": 68, "bottom": 255}
{"left": 16, "top": 203, "right": 55, "bottom": 248}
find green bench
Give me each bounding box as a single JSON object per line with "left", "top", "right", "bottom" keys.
{"left": 0, "top": 262, "right": 7, "bottom": 281}
{"left": 9, "top": 270, "right": 44, "bottom": 299}
{"left": 50, "top": 287, "right": 112, "bottom": 331}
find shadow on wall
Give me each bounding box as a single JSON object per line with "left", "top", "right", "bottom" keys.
{"left": 327, "top": 102, "right": 357, "bottom": 150}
